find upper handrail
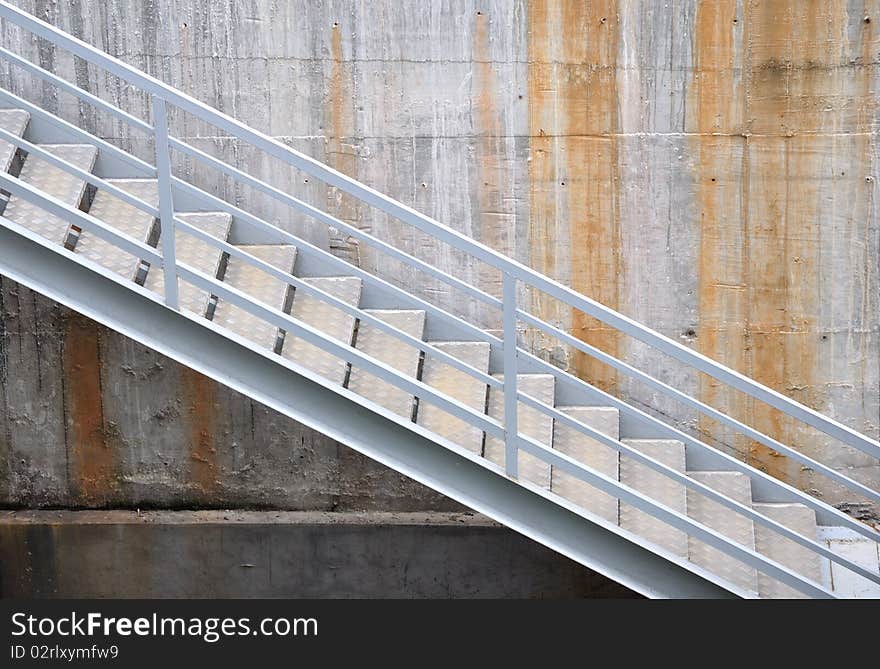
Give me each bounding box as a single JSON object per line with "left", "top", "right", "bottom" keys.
{"left": 1, "top": 0, "right": 875, "bottom": 462}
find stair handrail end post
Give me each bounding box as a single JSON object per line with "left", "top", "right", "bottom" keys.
{"left": 503, "top": 272, "right": 519, "bottom": 479}
{"left": 152, "top": 95, "right": 179, "bottom": 310}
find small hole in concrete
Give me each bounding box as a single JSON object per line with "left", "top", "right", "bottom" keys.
{"left": 821, "top": 335, "right": 828, "bottom": 341}
{"left": 560, "top": 181, "right": 566, "bottom": 186}
{"left": 686, "top": 329, "right": 696, "bottom": 338}
{"left": 864, "top": 16, "right": 871, "bottom": 23}
{"left": 711, "top": 177, "right": 716, "bottom": 182}
{"left": 332, "top": 21, "right": 338, "bottom": 27}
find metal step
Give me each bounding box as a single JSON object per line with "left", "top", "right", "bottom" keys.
{"left": 74, "top": 179, "right": 157, "bottom": 280}
{"left": 2, "top": 143, "right": 97, "bottom": 244}
{"left": 347, "top": 309, "right": 426, "bottom": 419}
{"left": 0, "top": 108, "right": 29, "bottom": 172}
{"left": 143, "top": 212, "right": 232, "bottom": 316}
{"left": 817, "top": 526, "right": 880, "bottom": 598}
{"left": 484, "top": 374, "right": 554, "bottom": 488}
{"left": 688, "top": 471, "right": 758, "bottom": 594}
{"left": 620, "top": 439, "right": 688, "bottom": 557}
{"left": 212, "top": 245, "right": 297, "bottom": 350}
{"left": 281, "top": 276, "right": 362, "bottom": 384}
{"left": 551, "top": 406, "right": 620, "bottom": 523}
{"left": 753, "top": 503, "right": 821, "bottom": 599}
{"left": 416, "top": 341, "right": 490, "bottom": 454}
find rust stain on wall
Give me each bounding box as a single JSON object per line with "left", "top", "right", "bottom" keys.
{"left": 181, "top": 367, "right": 218, "bottom": 495}
{"left": 474, "top": 9, "right": 510, "bottom": 299}
{"left": 326, "top": 21, "right": 361, "bottom": 264}
{"left": 691, "top": 1, "right": 877, "bottom": 489}
{"left": 691, "top": 0, "right": 750, "bottom": 460}
{"left": 528, "top": 0, "right": 622, "bottom": 393}
{"left": 63, "top": 316, "right": 115, "bottom": 505}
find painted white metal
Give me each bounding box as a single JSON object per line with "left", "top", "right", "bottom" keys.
{"left": 282, "top": 277, "right": 362, "bottom": 384}
{"left": 76, "top": 179, "right": 157, "bottom": 280}
{"left": 688, "top": 472, "right": 758, "bottom": 594}
{"left": 2, "top": 143, "right": 96, "bottom": 244}
{"left": 418, "top": 342, "right": 491, "bottom": 454}
{"left": 0, "top": 107, "right": 28, "bottom": 171}
{"left": 348, "top": 309, "right": 425, "bottom": 419}
{"left": 551, "top": 407, "right": 620, "bottom": 523}
{"left": 754, "top": 503, "right": 822, "bottom": 599}
{"left": 817, "top": 527, "right": 880, "bottom": 598}
{"left": 151, "top": 97, "right": 178, "bottom": 309}
{"left": 620, "top": 440, "right": 688, "bottom": 557}
{"left": 213, "top": 245, "right": 297, "bottom": 349}
{"left": 486, "top": 374, "right": 554, "bottom": 488}
{"left": 144, "top": 212, "right": 231, "bottom": 316}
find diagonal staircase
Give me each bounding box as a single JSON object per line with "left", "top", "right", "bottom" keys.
{"left": 0, "top": 3, "right": 878, "bottom": 598}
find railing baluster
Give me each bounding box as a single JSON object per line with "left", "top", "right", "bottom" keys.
{"left": 503, "top": 272, "right": 518, "bottom": 478}
{"left": 151, "top": 95, "right": 179, "bottom": 310}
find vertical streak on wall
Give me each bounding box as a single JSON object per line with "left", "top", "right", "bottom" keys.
{"left": 528, "top": 0, "right": 622, "bottom": 393}
{"left": 474, "top": 9, "right": 511, "bottom": 299}
{"left": 326, "top": 20, "right": 361, "bottom": 265}
{"left": 691, "top": 0, "right": 748, "bottom": 459}
{"left": 63, "top": 314, "right": 115, "bottom": 505}
{"left": 182, "top": 368, "right": 218, "bottom": 496}
{"left": 744, "top": 1, "right": 845, "bottom": 485}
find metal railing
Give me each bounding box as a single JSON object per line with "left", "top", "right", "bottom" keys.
{"left": 1, "top": 1, "right": 878, "bottom": 596}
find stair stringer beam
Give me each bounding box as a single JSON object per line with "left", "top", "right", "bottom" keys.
{"left": 0, "top": 225, "right": 736, "bottom": 599}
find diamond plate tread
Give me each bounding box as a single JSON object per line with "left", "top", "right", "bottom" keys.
{"left": 753, "top": 503, "right": 821, "bottom": 599}
{"left": 416, "top": 341, "right": 490, "bottom": 455}
{"left": 3, "top": 143, "right": 97, "bottom": 244}
{"left": 0, "top": 109, "right": 29, "bottom": 172}
{"left": 817, "top": 526, "right": 880, "bottom": 598}
{"left": 551, "top": 406, "right": 620, "bottom": 523}
{"left": 143, "top": 212, "right": 232, "bottom": 316}
{"left": 75, "top": 179, "right": 158, "bottom": 280}
{"left": 619, "top": 439, "right": 687, "bottom": 557}
{"left": 484, "top": 374, "right": 554, "bottom": 488}
{"left": 687, "top": 471, "right": 758, "bottom": 594}
{"left": 281, "top": 276, "right": 362, "bottom": 384}
{"left": 212, "top": 245, "right": 297, "bottom": 350}
{"left": 347, "top": 309, "right": 426, "bottom": 419}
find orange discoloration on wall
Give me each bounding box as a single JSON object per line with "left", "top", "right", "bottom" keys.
{"left": 63, "top": 316, "right": 115, "bottom": 505}
{"left": 326, "top": 21, "right": 360, "bottom": 256}
{"left": 528, "top": 0, "right": 622, "bottom": 393}
{"left": 691, "top": 0, "right": 749, "bottom": 460}
{"left": 691, "top": 1, "right": 877, "bottom": 487}
{"left": 474, "top": 10, "right": 509, "bottom": 299}
{"left": 182, "top": 367, "right": 218, "bottom": 495}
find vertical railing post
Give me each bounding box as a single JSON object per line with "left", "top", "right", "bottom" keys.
{"left": 152, "top": 95, "right": 179, "bottom": 309}
{"left": 502, "top": 272, "right": 518, "bottom": 478}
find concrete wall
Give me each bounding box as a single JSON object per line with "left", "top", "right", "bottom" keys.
{"left": 0, "top": 511, "right": 635, "bottom": 598}
{"left": 0, "top": 0, "right": 877, "bottom": 516}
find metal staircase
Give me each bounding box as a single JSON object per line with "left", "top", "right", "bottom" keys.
{"left": 0, "top": 3, "right": 878, "bottom": 598}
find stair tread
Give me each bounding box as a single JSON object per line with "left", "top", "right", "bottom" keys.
{"left": 0, "top": 108, "right": 29, "bottom": 172}
{"left": 3, "top": 143, "right": 97, "bottom": 244}
{"left": 281, "top": 276, "right": 362, "bottom": 384}
{"left": 485, "top": 374, "right": 554, "bottom": 488}
{"left": 551, "top": 406, "right": 620, "bottom": 523}
{"left": 753, "top": 502, "right": 821, "bottom": 598}
{"left": 347, "top": 309, "right": 426, "bottom": 419}
{"left": 75, "top": 179, "right": 157, "bottom": 280}
{"left": 212, "top": 245, "right": 297, "bottom": 349}
{"left": 619, "top": 438, "right": 687, "bottom": 556}
{"left": 817, "top": 526, "right": 880, "bottom": 598}
{"left": 687, "top": 470, "right": 757, "bottom": 594}
{"left": 143, "top": 211, "right": 232, "bottom": 316}
{"left": 416, "top": 341, "right": 490, "bottom": 454}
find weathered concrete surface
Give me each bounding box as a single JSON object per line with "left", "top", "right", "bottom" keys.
{"left": 0, "top": 283, "right": 458, "bottom": 510}
{"left": 0, "top": 510, "right": 636, "bottom": 598}
{"left": 0, "top": 0, "right": 877, "bottom": 515}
